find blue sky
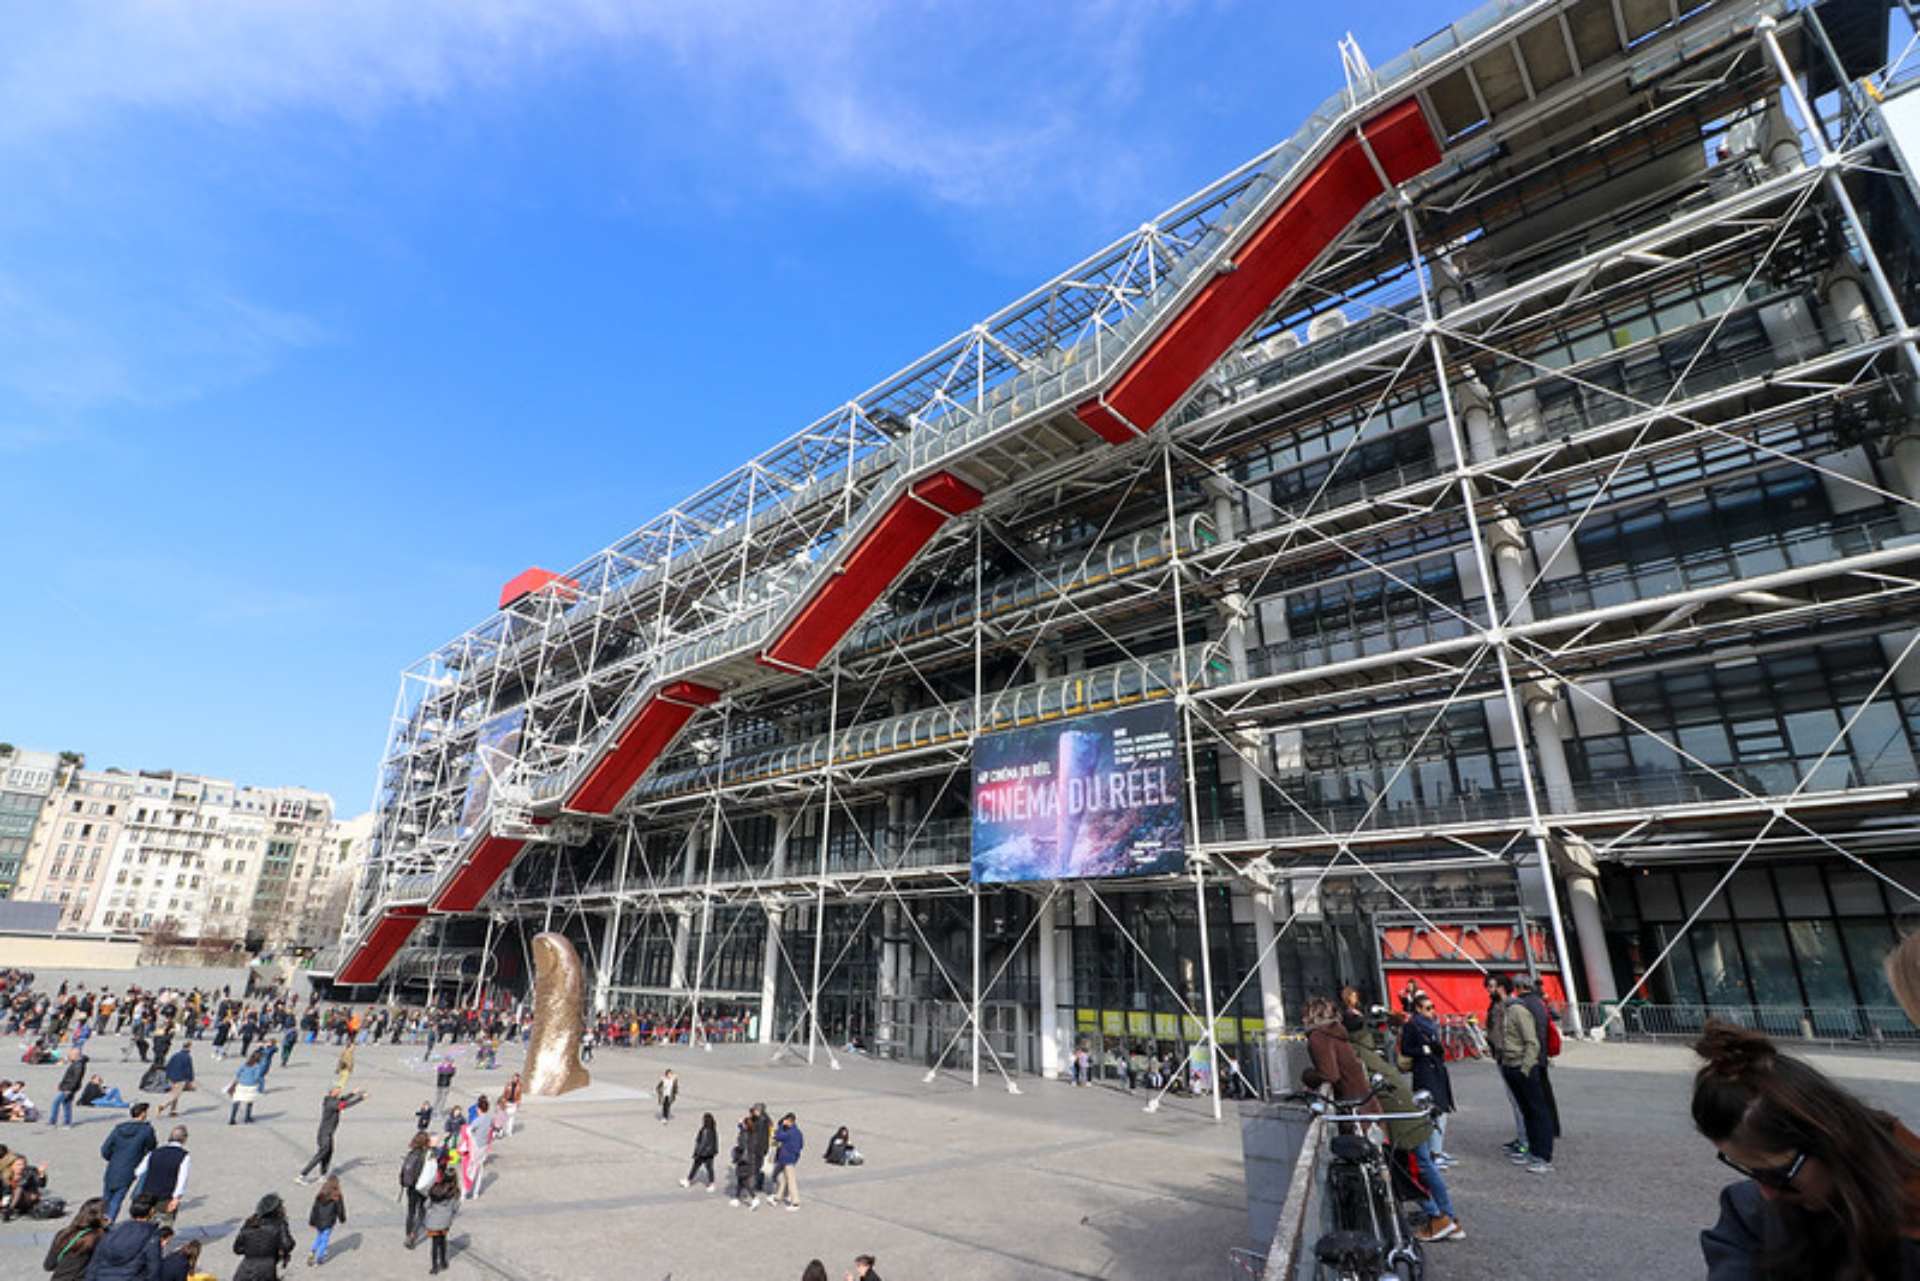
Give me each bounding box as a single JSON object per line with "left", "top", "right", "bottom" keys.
{"left": 0, "top": 1, "right": 1451, "bottom": 813}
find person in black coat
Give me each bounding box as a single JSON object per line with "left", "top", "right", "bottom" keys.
{"left": 231, "top": 1193, "right": 295, "bottom": 1281}
{"left": 1397, "top": 995, "right": 1456, "bottom": 1168}
{"left": 681, "top": 1113, "right": 719, "bottom": 1190}
{"left": 400, "top": 1132, "right": 431, "bottom": 1247}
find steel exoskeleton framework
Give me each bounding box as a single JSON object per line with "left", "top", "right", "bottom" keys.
{"left": 335, "top": 0, "right": 1920, "bottom": 1119}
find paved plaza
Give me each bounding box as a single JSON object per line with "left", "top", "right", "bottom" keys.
{"left": 4, "top": 1031, "right": 1920, "bottom": 1279}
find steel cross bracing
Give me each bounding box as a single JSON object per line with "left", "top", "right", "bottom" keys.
{"left": 346, "top": 0, "right": 1598, "bottom": 953}
{"left": 343, "top": 0, "right": 1920, "bottom": 1070}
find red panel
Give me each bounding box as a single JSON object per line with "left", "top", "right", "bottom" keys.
{"left": 336, "top": 906, "right": 427, "bottom": 986}
{"left": 567, "top": 681, "right": 721, "bottom": 814}
{"left": 911, "top": 472, "right": 985, "bottom": 516}
{"left": 498, "top": 567, "right": 581, "bottom": 610}
{"left": 761, "top": 471, "right": 984, "bottom": 671}
{"left": 1073, "top": 98, "right": 1439, "bottom": 438}
{"left": 430, "top": 834, "right": 528, "bottom": 913}
{"left": 1072, "top": 399, "right": 1143, "bottom": 444}
{"left": 1383, "top": 970, "right": 1569, "bottom": 1021}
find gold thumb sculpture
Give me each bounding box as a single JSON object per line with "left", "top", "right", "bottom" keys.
{"left": 524, "top": 931, "right": 591, "bottom": 1096}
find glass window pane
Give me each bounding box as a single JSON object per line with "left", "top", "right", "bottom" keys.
{"left": 1679, "top": 871, "right": 1733, "bottom": 921}
{"left": 1652, "top": 923, "right": 1703, "bottom": 1003}
{"left": 1638, "top": 871, "right": 1683, "bottom": 922}
{"left": 1774, "top": 865, "right": 1831, "bottom": 916}
{"left": 1738, "top": 924, "right": 1800, "bottom": 1005}
{"left": 1789, "top": 920, "right": 1856, "bottom": 1007}
{"left": 1728, "top": 870, "right": 1778, "bottom": 919}
{"left": 1828, "top": 870, "right": 1888, "bottom": 916}
{"left": 1842, "top": 920, "right": 1897, "bottom": 1006}
{"left": 1692, "top": 923, "right": 1749, "bottom": 1004}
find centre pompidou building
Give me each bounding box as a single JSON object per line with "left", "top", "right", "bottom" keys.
{"left": 325, "top": 0, "right": 1920, "bottom": 1106}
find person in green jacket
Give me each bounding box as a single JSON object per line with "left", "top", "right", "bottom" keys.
{"left": 1498, "top": 989, "right": 1554, "bottom": 1174}
{"left": 1347, "top": 1010, "right": 1463, "bottom": 1243}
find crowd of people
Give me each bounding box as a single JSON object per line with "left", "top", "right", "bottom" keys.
{"left": 2, "top": 967, "right": 882, "bottom": 1278}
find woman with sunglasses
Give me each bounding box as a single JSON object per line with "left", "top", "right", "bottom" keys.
{"left": 1695, "top": 1020, "right": 1920, "bottom": 1279}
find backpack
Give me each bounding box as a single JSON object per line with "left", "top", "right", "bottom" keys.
{"left": 1544, "top": 1017, "right": 1562, "bottom": 1058}
{"left": 140, "top": 1065, "right": 168, "bottom": 1092}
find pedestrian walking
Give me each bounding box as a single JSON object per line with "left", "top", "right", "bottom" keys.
{"left": 231, "top": 1193, "right": 295, "bottom": 1281}
{"left": 296, "top": 1086, "right": 367, "bottom": 1184}
{"left": 771, "top": 1112, "right": 804, "bottom": 1211}
{"left": 400, "top": 1132, "right": 432, "bottom": 1249}
{"left": 49, "top": 1051, "right": 86, "bottom": 1129}
{"left": 227, "top": 1051, "right": 267, "bottom": 1124}
{"left": 432, "top": 1057, "right": 455, "bottom": 1115}
{"left": 332, "top": 1044, "right": 355, "bottom": 1094}
{"left": 280, "top": 1024, "right": 298, "bottom": 1068}
{"left": 680, "top": 1113, "right": 719, "bottom": 1191}
{"left": 84, "top": 1193, "right": 163, "bottom": 1279}
{"left": 1399, "top": 995, "right": 1457, "bottom": 1167}
{"left": 458, "top": 1096, "right": 497, "bottom": 1200}
{"left": 844, "top": 1254, "right": 882, "bottom": 1281}
{"left": 423, "top": 1169, "right": 459, "bottom": 1275}
{"left": 500, "top": 1073, "right": 522, "bottom": 1137}
{"left": 656, "top": 1069, "right": 678, "bottom": 1124}
{"left": 130, "top": 1125, "right": 191, "bottom": 1228}
{"left": 727, "top": 1117, "right": 755, "bottom": 1207}
{"left": 306, "top": 1175, "right": 347, "bottom": 1267}
{"left": 98, "top": 1102, "right": 158, "bottom": 1222}
{"left": 157, "top": 1045, "right": 194, "bottom": 1119}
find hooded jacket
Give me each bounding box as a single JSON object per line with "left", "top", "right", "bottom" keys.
{"left": 1348, "top": 1022, "right": 1436, "bottom": 1152}
{"left": 99, "top": 1119, "right": 158, "bottom": 1187}
{"left": 80, "top": 1218, "right": 161, "bottom": 1281}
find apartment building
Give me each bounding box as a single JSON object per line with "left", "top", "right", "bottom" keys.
{"left": 0, "top": 747, "right": 61, "bottom": 900}
{"left": 14, "top": 766, "right": 135, "bottom": 929}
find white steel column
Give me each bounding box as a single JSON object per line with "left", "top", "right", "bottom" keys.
{"left": 670, "top": 907, "right": 691, "bottom": 991}
{"left": 688, "top": 787, "right": 725, "bottom": 1050}
{"left": 1402, "top": 198, "right": 1586, "bottom": 1031}
{"left": 808, "top": 666, "right": 842, "bottom": 1066}
{"left": 970, "top": 886, "right": 983, "bottom": 1089}
{"left": 759, "top": 904, "right": 784, "bottom": 1046}
{"left": 594, "top": 825, "right": 633, "bottom": 1013}
{"left": 1166, "top": 443, "right": 1223, "bottom": 1122}
{"left": 1205, "top": 476, "right": 1288, "bottom": 1057}
{"left": 1036, "top": 893, "right": 1063, "bottom": 1079}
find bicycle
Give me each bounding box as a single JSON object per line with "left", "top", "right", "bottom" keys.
{"left": 1283, "top": 1076, "right": 1439, "bottom": 1281}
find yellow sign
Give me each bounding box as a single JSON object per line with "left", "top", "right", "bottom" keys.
{"left": 1153, "top": 1013, "right": 1177, "bottom": 1038}
{"left": 1127, "top": 1012, "right": 1151, "bottom": 1036}
{"left": 1101, "top": 1011, "right": 1124, "bottom": 1036}
{"left": 1075, "top": 1008, "right": 1097, "bottom": 1029}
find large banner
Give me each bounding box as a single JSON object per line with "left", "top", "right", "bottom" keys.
{"left": 971, "top": 702, "right": 1187, "bottom": 883}
{"left": 458, "top": 709, "right": 526, "bottom": 840}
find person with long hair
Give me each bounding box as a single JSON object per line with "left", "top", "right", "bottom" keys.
{"left": 1886, "top": 932, "right": 1920, "bottom": 1027}
{"left": 681, "top": 1113, "right": 719, "bottom": 1191}
{"left": 41, "top": 1197, "right": 106, "bottom": 1281}
{"left": 422, "top": 1168, "right": 459, "bottom": 1275}
{"left": 1694, "top": 1020, "right": 1920, "bottom": 1278}
{"left": 307, "top": 1174, "right": 347, "bottom": 1266}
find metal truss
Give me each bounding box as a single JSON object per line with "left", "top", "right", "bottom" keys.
{"left": 344, "top": 0, "right": 1920, "bottom": 1120}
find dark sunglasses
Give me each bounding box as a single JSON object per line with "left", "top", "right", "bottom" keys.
{"left": 1716, "top": 1150, "right": 1807, "bottom": 1190}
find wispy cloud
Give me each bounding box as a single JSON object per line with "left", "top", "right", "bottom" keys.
{"left": 0, "top": 1, "right": 1184, "bottom": 214}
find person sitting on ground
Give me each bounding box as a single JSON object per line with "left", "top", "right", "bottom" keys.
{"left": 823, "top": 1126, "right": 861, "bottom": 1166}
{"left": 0, "top": 1144, "right": 48, "bottom": 1220}
{"left": 1, "top": 1079, "right": 38, "bottom": 1122}
{"left": 1695, "top": 1021, "right": 1920, "bottom": 1279}
{"left": 79, "top": 1076, "right": 129, "bottom": 1110}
